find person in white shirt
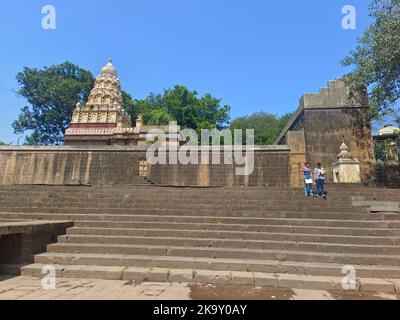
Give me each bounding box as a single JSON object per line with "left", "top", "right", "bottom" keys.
{"left": 313, "top": 163, "right": 326, "bottom": 199}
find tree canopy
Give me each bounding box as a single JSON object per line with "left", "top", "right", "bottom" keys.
{"left": 128, "top": 85, "right": 231, "bottom": 132}
{"left": 13, "top": 62, "right": 95, "bottom": 145}
{"left": 0, "top": 141, "right": 6, "bottom": 146}
{"left": 229, "top": 112, "right": 293, "bottom": 145}
{"left": 342, "top": 0, "right": 400, "bottom": 120}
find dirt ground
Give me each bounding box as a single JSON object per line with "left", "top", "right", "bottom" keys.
{"left": 188, "top": 284, "right": 400, "bottom": 300}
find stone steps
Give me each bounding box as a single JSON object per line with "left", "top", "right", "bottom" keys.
{"left": 0, "top": 203, "right": 366, "bottom": 214}
{"left": 20, "top": 263, "right": 399, "bottom": 293}
{"left": 69, "top": 221, "right": 400, "bottom": 237}
{"left": 31, "top": 252, "right": 400, "bottom": 278}
{"left": 2, "top": 186, "right": 395, "bottom": 200}
{"left": 0, "top": 207, "right": 381, "bottom": 220}
{"left": 57, "top": 234, "right": 400, "bottom": 255}
{"left": 0, "top": 191, "right": 396, "bottom": 199}
{"left": 65, "top": 226, "right": 400, "bottom": 245}
{"left": 0, "top": 195, "right": 365, "bottom": 206}
{"left": 0, "top": 187, "right": 398, "bottom": 200}
{"left": 2, "top": 212, "right": 399, "bottom": 228}
{"left": 3, "top": 184, "right": 400, "bottom": 292}
{"left": 45, "top": 242, "right": 400, "bottom": 266}
{"left": 0, "top": 198, "right": 396, "bottom": 213}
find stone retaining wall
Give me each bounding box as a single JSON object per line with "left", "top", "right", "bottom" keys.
{"left": 0, "top": 146, "right": 290, "bottom": 187}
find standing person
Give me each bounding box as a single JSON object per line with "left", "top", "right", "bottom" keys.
{"left": 301, "top": 162, "right": 314, "bottom": 197}
{"left": 314, "top": 162, "right": 326, "bottom": 199}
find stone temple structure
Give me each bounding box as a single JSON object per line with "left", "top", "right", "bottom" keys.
{"left": 0, "top": 75, "right": 383, "bottom": 188}
{"left": 64, "top": 60, "right": 179, "bottom": 147}
{"left": 1, "top": 64, "right": 400, "bottom": 295}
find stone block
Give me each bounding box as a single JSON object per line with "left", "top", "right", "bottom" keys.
{"left": 122, "top": 267, "right": 149, "bottom": 282}
{"left": 253, "top": 273, "right": 279, "bottom": 287}
{"left": 168, "top": 269, "right": 194, "bottom": 283}
{"left": 359, "top": 278, "right": 395, "bottom": 293}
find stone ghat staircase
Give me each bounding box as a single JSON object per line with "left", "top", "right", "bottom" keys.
{"left": 0, "top": 185, "right": 400, "bottom": 293}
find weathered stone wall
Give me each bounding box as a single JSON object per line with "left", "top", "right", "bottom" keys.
{"left": 0, "top": 147, "right": 149, "bottom": 186}
{"left": 304, "top": 108, "right": 374, "bottom": 183}
{"left": 275, "top": 80, "right": 375, "bottom": 184}
{"left": 149, "top": 147, "right": 290, "bottom": 187}
{"left": 0, "top": 146, "right": 290, "bottom": 187}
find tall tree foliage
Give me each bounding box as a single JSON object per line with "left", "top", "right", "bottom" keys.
{"left": 13, "top": 62, "right": 95, "bottom": 145}
{"left": 229, "top": 112, "right": 293, "bottom": 145}
{"left": 128, "top": 85, "right": 231, "bottom": 132}
{"left": 342, "top": 0, "right": 400, "bottom": 120}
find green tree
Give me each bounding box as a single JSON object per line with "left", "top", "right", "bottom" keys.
{"left": 342, "top": 0, "right": 400, "bottom": 120}
{"left": 0, "top": 141, "right": 6, "bottom": 146}
{"left": 127, "top": 92, "right": 174, "bottom": 126}
{"left": 229, "top": 112, "right": 293, "bottom": 145}
{"left": 13, "top": 62, "right": 95, "bottom": 145}
{"left": 128, "top": 85, "right": 231, "bottom": 131}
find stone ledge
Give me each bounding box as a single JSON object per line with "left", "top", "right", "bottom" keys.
{"left": 0, "top": 221, "right": 73, "bottom": 237}
{"left": 0, "top": 145, "right": 290, "bottom": 152}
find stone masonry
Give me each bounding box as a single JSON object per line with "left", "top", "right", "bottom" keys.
{"left": 275, "top": 79, "right": 375, "bottom": 186}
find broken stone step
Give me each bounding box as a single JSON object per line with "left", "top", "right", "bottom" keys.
{"left": 20, "top": 263, "right": 398, "bottom": 293}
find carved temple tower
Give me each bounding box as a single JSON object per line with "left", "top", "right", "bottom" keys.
{"left": 64, "top": 60, "right": 180, "bottom": 146}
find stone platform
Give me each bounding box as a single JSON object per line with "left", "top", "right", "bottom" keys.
{"left": 0, "top": 184, "right": 400, "bottom": 293}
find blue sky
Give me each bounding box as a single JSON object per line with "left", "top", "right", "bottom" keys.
{"left": 0, "top": 0, "right": 373, "bottom": 144}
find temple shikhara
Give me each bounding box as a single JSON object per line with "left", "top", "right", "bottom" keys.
{"left": 64, "top": 60, "right": 178, "bottom": 146}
